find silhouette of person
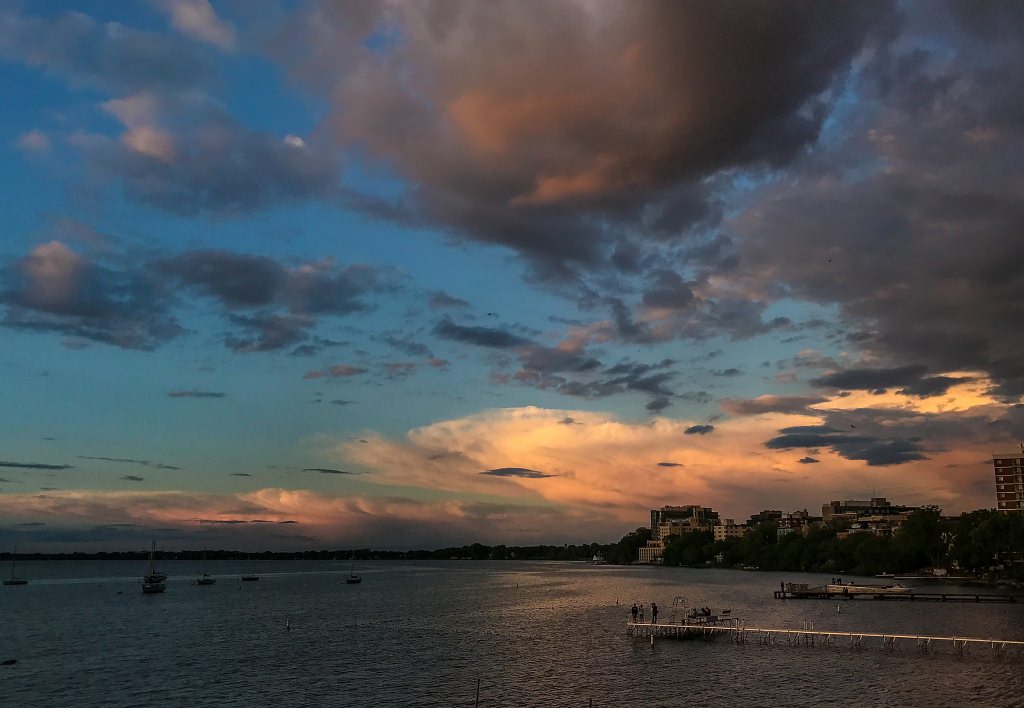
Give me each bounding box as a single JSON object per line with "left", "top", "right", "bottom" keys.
{"left": 630, "top": 603, "right": 638, "bottom": 623}
{"left": 651, "top": 602, "right": 658, "bottom": 624}
{"left": 638, "top": 603, "right": 645, "bottom": 622}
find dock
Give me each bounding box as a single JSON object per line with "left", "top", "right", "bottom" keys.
{"left": 627, "top": 621, "right": 1024, "bottom": 657}
{"left": 774, "top": 589, "right": 1023, "bottom": 603}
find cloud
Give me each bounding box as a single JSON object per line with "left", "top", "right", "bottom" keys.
{"left": 77, "top": 456, "right": 180, "bottom": 470}
{"left": 156, "top": 0, "right": 236, "bottom": 51}
{"left": 2, "top": 241, "right": 181, "bottom": 350}
{"left": 0, "top": 8, "right": 214, "bottom": 93}
{"left": 684, "top": 425, "right": 715, "bottom": 435}
{"left": 0, "top": 461, "right": 73, "bottom": 470}
{"left": 657, "top": 462, "right": 683, "bottom": 468}
{"left": 278, "top": 2, "right": 895, "bottom": 282}
{"left": 733, "top": 10, "right": 1024, "bottom": 401}
{"left": 329, "top": 399, "right": 354, "bottom": 406}
{"left": 433, "top": 317, "right": 532, "bottom": 348}
{"left": 721, "top": 395, "right": 829, "bottom": 417}
{"left": 167, "top": 390, "right": 225, "bottom": 398}
{"left": 481, "top": 467, "right": 556, "bottom": 479}
{"left": 428, "top": 292, "right": 470, "bottom": 310}
{"left": 81, "top": 92, "right": 342, "bottom": 215}
{"left": 797, "top": 457, "right": 819, "bottom": 464}
{"left": 303, "top": 468, "right": 355, "bottom": 475}
{"left": 15, "top": 129, "right": 49, "bottom": 152}
{"left": 230, "top": 473, "right": 252, "bottom": 477}
{"left": 764, "top": 425, "right": 927, "bottom": 466}
{"left": 157, "top": 249, "right": 388, "bottom": 321}
{"left": 120, "top": 475, "right": 145, "bottom": 482}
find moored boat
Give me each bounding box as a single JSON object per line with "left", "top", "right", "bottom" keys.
{"left": 3, "top": 547, "right": 28, "bottom": 586}
{"left": 142, "top": 541, "right": 166, "bottom": 594}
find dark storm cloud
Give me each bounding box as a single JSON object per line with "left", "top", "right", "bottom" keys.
{"left": 0, "top": 461, "right": 73, "bottom": 470}
{"left": 279, "top": 1, "right": 896, "bottom": 279}
{"left": 764, "top": 425, "right": 926, "bottom": 466}
{"left": 481, "top": 467, "right": 556, "bottom": 479}
{"left": 303, "top": 467, "right": 356, "bottom": 475}
{"left": 684, "top": 425, "right": 715, "bottom": 435}
{"left": 167, "top": 390, "right": 226, "bottom": 399}
{"left": 2, "top": 242, "right": 181, "bottom": 350}
{"left": 0, "top": 8, "right": 214, "bottom": 93}
{"left": 721, "top": 395, "right": 828, "bottom": 417}
{"left": 735, "top": 8, "right": 1024, "bottom": 400}
{"left": 78, "top": 456, "right": 181, "bottom": 471}
{"left": 433, "top": 317, "right": 532, "bottom": 348}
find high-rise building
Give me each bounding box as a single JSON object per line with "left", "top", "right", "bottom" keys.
{"left": 993, "top": 453, "right": 1024, "bottom": 512}
{"left": 638, "top": 505, "right": 720, "bottom": 563}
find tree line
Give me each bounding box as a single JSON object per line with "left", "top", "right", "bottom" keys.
{"left": 652, "top": 508, "right": 1024, "bottom": 580}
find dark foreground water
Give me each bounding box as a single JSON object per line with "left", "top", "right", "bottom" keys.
{"left": 1, "top": 561, "right": 1022, "bottom": 707}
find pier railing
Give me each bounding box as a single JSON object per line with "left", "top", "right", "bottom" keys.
{"left": 626, "top": 620, "right": 1024, "bottom": 657}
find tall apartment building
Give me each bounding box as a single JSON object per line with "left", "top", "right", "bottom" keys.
{"left": 993, "top": 453, "right": 1024, "bottom": 512}
{"left": 639, "top": 505, "right": 720, "bottom": 563}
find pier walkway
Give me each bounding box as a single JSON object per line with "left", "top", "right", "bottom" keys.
{"left": 774, "top": 589, "right": 1024, "bottom": 602}
{"left": 627, "top": 621, "right": 1024, "bottom": 657}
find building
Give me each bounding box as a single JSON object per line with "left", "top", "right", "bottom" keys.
{"left": 639, "top": 505, "right": 720, "bottom": 563}
{"left": 994, "top": 453, "right": 1024, "bottom": 512}
{"left": 821, "top": 497, "right": 916, "bottom": 523}
{"left": 776, "top": 510, "right": 814, "bottom": 538}
{"left": 713, "top": 519, "right": 747, "bottom": 542}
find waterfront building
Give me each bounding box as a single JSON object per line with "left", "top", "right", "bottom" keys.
{"left": 639, "top": 505, "right": 719, "bottom": 563}
{"left": 993, "top": 453, "right": 1024, "bottom": 512}
{"left": 713, "top": 519, "right": 747, "bottom": 542}
{"left": 821, "top": 497, "right": 916, "bottom": 523}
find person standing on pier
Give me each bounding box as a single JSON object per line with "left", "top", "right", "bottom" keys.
{"left": 638, "top": 603, "right": 645, "bottom": 622}
{"left": 630, "top": 603, "right": 638, "bottom": 623}
{"left": 650, "top": 602, "right": 658, "bottom": 624}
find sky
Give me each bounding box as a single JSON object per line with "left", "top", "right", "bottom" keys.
{"left": 1, "top": 0, "right": 1023, "bottom": 551}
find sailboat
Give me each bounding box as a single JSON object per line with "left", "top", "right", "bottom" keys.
{"left": 345, "top": 549, "right": 362, "bottom": 584}
{"left": 3, "top": 547, "right": 28, "bottom": 586}
{"left": 241, "top": 553, "right": 259, "bottom": 581}
{"left": 195, "top": 551, "right": 215, "bottom": 585}
{"left": 142, "top": 540, "right": 166, "bottom": 594}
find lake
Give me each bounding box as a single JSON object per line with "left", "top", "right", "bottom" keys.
{"left": 1, "top": 560, "right": 1022, "bottom": 706}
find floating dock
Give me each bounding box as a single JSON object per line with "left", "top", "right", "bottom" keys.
{"left": 627, "top": 621, "right": 1024, "bottom": 657}
{"left": 774, "top": 589, "right": 1023, "bottom": 603}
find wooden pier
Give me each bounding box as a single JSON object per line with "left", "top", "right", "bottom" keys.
{"left": 627, "top": 621, "right": 1024, "bottom": 657}
{"left": 774, "top": 589, "right": 1023, "bottom": 603}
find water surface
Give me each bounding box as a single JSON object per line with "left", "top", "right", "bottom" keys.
{"left": 2, "top": 561, "right": 1022, "bottom": 706}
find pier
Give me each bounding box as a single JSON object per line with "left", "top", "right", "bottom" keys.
{"left": 627, "top": 621, "right": 1024, "bottom": 657}
{"left": 774, "top": 589, "right": 1024, "bottom": 603}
